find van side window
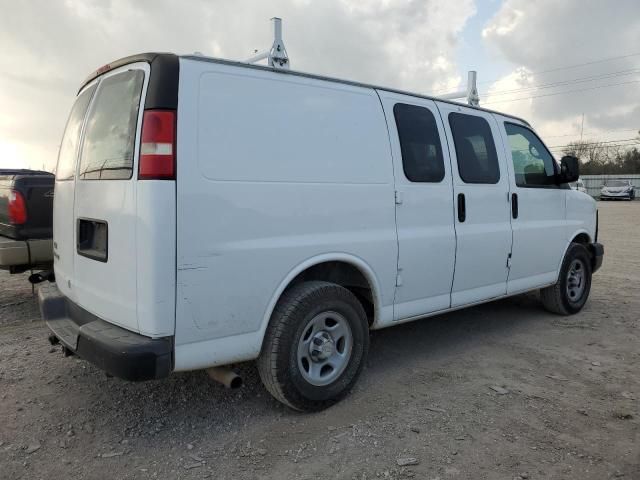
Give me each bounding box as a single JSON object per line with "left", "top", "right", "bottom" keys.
{"left": 505, "top": 123, "right": 557, "bottom": 187}
{"left": 448, "top": 113, "right": 500, "bottom": 184}
{"left": 393, "top": 103, "right": 445, "bottom": 182}
{"left": 78, "top": 70, "right": 144, "bottom": 180}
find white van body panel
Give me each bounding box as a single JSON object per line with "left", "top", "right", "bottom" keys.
{"left": 562, "top": 190, "right": 598, "bottom": 265}
{"left": 73, "top": 180, "right": 140, "bottom": 330}
{"left": 173, "top": 59, "right": 398, "bottom": 368}
{"left": 52, "top": 179, "right": 77, "bottom": 299}
{"left": 53, "top": 80, "right": 99, "bottom": 308}
{"left": 63, "top": 63, "right": 150, "bottom": 334}
{"left": 376, "top": 91, "right": 457, "bottom": 319}
{"left": 494, "top": 115, "right": 569, "bottom": 295}
{"left": 174, "top": 252, "right": 388, "bottom": 371}
{"left": 53, "top": 61, "right": 176, "bottom": 338}
{"left": 49, "top": 54, "right": 601, "bottom": 376}
{"left": 135, "top": 181, "right": 176, "bottom": 337}
{"left": 565, "top": 190, "right": 597, "bottom": 242}
{"left": 436, "top": 102, "right": 513, "bottom": 307}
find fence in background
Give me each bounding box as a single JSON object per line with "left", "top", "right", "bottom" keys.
{"left": 579, "top": 174, "right": 640, "bottom": 198}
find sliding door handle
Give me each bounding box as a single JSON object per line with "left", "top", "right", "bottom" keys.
{"left": 457, "top": 193, "right": 466, "bottom": 222}
{"left": 511, "top": 193, "right": 518, "bottom": 219}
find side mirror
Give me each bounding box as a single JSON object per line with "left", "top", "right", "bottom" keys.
{"left": 557, "top": 155, "right": 579, "bottom": 184}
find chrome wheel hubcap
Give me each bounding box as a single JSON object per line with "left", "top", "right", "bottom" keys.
{"left": 566, "top": 259, "right": 586, "bottom": 302}
{"left": 297, "top": 311, "right": 353, "bottom": 386}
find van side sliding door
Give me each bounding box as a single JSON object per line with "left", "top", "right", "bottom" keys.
{"left": 377, "top": 91, "right": 456, "bottom": 319}
{"left": 436, "top": 102, "right": 513, "bottom": 307}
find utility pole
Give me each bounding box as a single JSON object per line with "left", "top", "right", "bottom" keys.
{"left": 580, "top": 113, "right": 584, "bottom": 142}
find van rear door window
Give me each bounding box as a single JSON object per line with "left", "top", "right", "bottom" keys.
{"left": 78, "top": 70, "right": 144, "bottom": 180}
{"left": 393, "top": 103, "right": 445, "bottom": 183}
{"left": 448, "top": 113, "right": 500, "bottom": 184}
{"left": 55, "top": 84, "right": 97, "bottom": 181}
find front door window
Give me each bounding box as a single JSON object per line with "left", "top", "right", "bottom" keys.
{"left": 505, "top": 123, "right": 556, "bottom": 187}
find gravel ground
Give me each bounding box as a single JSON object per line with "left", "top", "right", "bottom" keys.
{"left": 0, "top": 201, "right": 638, "bottom": 480}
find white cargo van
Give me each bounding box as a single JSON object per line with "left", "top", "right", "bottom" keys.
{"left": 40, "top": 53, "right": 603, "bottom": 411}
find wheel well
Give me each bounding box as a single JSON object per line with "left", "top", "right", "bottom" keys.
{"left": 286, "top": 261, "right": 375, "bottom": 326}
{"left": 571, "top": 232, "right": 601, "bottom": 270}
{"left": 572, "top": 233, "right": 591, "bottom": 245}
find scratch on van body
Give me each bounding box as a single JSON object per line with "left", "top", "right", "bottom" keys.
{"left": 178, "top": 264, "right": 208, "bottom": 271}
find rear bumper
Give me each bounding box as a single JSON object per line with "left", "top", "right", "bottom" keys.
{"left": 38, "top": 283, "right": 173, "bottom": 381}
{"left": 0, "top": 236, "right": 52, "bottom": 268}
{"left": 589, "top": 242, "right": 604, "bottom": 273}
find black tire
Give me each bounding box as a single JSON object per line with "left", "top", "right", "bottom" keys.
{"left": 540, "top": 243, "right": 592, "bottom": 315}
{"left": 257, "top": 281, "right": 369, "bottom": 411}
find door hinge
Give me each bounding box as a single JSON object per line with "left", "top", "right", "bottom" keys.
{"left": 506, "top": 253, "right": 512, "bottom": 269}
{"left": 395, "top": 190, "right": 403, "bottom": 205}
{"left": 396, "top": 271, "right": 403, "bottom": 287}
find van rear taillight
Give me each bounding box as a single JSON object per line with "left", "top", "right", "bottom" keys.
{"left": 8, "top": 190, "right": 27, "bottom": 224}
{"left": 139, "top": 110, "right": 176, "bottom": 180}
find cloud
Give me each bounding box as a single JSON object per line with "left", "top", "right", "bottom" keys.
{"left": 0, "top": 0, "right": 475, "bottom": 169}
{"left": 482, "top": 0, "right": 640, "bottom": 142}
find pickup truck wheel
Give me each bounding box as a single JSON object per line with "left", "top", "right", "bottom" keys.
{"left": 257, "top": 281, "right": 369, "bottom": 411}
{"left": 540, "top": 243, "right": 592, "bottom": 315}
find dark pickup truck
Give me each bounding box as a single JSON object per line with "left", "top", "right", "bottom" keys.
{"left": 0, "top": 169, "right": 54, "bottom": 273}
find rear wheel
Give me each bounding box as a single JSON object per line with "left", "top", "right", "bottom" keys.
{"left": 540, "top": 243, "right": 592, "bottom": 315}
{"left": 257, "top": 281, "right": 369, "bottom": 411}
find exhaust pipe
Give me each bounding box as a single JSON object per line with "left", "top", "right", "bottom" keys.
{"left": 206, "top": 367, "right": 243, "bottom": 389}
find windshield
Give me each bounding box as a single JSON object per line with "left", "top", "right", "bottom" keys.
{"left": 605, "top": 180, "right": 629, "bottom": 187}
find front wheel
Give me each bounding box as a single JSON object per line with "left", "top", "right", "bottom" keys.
{"left": 257, "top": 281, "right": 369, "bottom": 411}
{"left": 540, "top": 243, "right": 592, "bottom": 315}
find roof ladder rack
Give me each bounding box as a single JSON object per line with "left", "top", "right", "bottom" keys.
{"left": 245, "top": 17, "right": 290, "bottom": 70}
{"left": 437, "top": 71, "right": 480, "bottom": 106}
{"left": 243, "top": 17, "right": 478, "bottom": 105}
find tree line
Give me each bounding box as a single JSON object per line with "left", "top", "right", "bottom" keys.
{"left": 561, "top": 132, "right": 640, "bottom": 175}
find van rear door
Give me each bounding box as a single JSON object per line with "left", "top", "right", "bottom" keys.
{"left": 54, "top": 83, "right": 97, "bottom": 304}
{"left": 70, "top": 66, "right": 147, "bottom": 333}
{"left": 54, "top": 60, "right": 177, "bottom": 336}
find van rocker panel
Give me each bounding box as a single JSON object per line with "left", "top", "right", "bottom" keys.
{"left": 38, "top": 283, "right": 173, "bottom": 381}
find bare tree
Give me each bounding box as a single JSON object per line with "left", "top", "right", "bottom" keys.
{"left": 564, "top": 133, "right": 640, "bottom": 174}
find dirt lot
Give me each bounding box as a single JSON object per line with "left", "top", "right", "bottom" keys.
{"left": 0, "top": 201, "right": 638, "bottom": 480}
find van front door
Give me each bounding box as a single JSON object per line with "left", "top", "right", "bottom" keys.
{"left": 437, "top": 103, "right": 513, "bottom": 307}
{"left": 497, "top": 118, "right": 567, "bottom": 293}
{"left": 378, "top": 92, "right": 457, "bottom": 319}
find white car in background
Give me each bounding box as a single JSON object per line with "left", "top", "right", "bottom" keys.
{"left": 600, "top": 180, "right": 635, "bottom": 201}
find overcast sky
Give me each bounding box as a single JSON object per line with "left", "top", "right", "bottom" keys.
{"left": 1, "top": 0, "right": 639, "bottom": 170}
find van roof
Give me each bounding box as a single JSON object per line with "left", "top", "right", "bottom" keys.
{"left": 80, "top": 52, "right": 530, "bottom": 126}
